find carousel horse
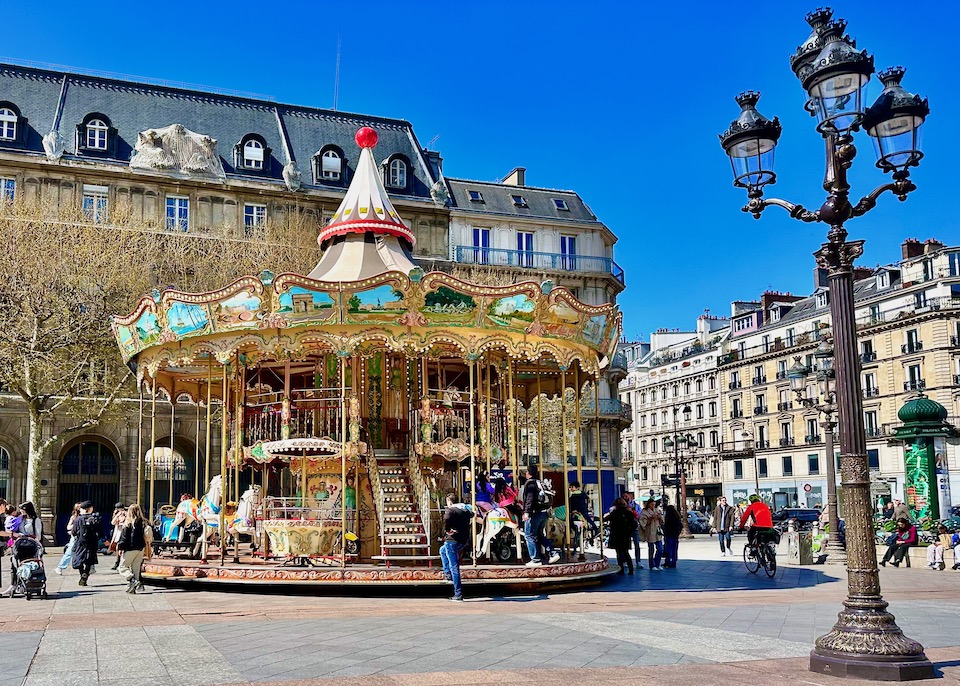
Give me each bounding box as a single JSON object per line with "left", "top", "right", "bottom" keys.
{"left": 477, "top": 506, "right": 523, "bottom": 560}
{"left": 227, "top": 485, "right": 262, "bottom": 547}
{"left": 164, "top": 495, "right": 199, "bottom": 542}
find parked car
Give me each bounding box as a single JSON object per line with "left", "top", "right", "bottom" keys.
{"left": 687, "top": 510, "right": 710, "bottom": 534}
{"left": 772, "top": 508, "right": 821, "bottom": 531}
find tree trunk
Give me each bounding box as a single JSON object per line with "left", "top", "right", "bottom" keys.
{"left": 26, "top": 409, "right": 44, "bottom": 507}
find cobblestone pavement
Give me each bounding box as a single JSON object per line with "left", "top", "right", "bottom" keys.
{"left": 2, "top": 538, "right": 959, "bottom": 685}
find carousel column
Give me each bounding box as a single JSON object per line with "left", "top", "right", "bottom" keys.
{"left": 560, "top": 367, "right": 571, "bottom": 561}
{"left": 234, "top": 364, "right": 245, "bottom": 504}
{"left": 219, "top": 360, "right": 229, "bottom": 565}
{"left": 485, "top": 357, "right": 492, "bottom": 473}
{"left": 204, "top": 360, "right": 212, "bottom": 493}
{"left": 168, "top": 397, "right": 175, "bottom": 505}
{"left": 536, "top": 358, "right": 544, "bottom": 477}
{"left": 194, "top": 396, "right": 201, "bottom": 497}
{"left": 468, "top": 356, "right": 478, "bottom": 566}
{"left": 507, "top": 359, "right": 518, "bottom": 497}
{"left": 340, "top": 354, "right": 351, "bottom": 568}
{"left": 136, "top": 381, "right": 144, "bottom": 508}
{"left": 575, "top": 366, "right": 583, "bottom": 484}
{"left": 594, "top": 376, "right": 603, "bottom": 557}
{"left": 149, "top": 377, "right": 157, "bottom": 522}
{"left": 261, "top": 466, "right": 270, "bottom": 560}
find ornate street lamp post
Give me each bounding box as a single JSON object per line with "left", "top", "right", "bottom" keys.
{"left": 663, "top": 403, "right": 696, "bottom": 539}
{"left": 720, "top": 8, "right": 932, "bottom": 681}
{"left": 788, "top": 341, "right": 846, "bottom": 564}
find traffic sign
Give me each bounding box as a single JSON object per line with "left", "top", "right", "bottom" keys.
{"left": 804, "top": 483, "right": 812, "bottom": 493}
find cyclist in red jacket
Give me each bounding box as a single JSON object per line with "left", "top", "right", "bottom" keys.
{"left": 739, "top": 494, "right": 774, "bottom": 548}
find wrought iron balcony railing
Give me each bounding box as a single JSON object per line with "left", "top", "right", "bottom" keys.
{"left": 902, "top": 341, "right": 924, "bottom": 354}
{"left": 863, "top": 387, "right": 880, "bottom": 398}
{"left": 904, "top": 379, "right": 926, "bottom": 391}
{"left": 861, "top": 352, "right": 877, "bottom": 363}
{"left": 754, "top": 406, "right": 768, "bottom": 416}
{"left": 779, "top": 437, "right": 795, "bottom": 447}
{"left": 454, "top": 245, "right": 624, "bottom": 284}
{"left": 581, "top": 398, "right": 632, "bottom": 422}
{"left": 805, "top": 434, "right": 822, "bottom": 444}
{"left": 777, "top": 401, "right": 793, "bottom": 411}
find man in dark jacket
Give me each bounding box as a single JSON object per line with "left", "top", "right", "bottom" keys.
{"left": 440, "top": 493, "right": 472, "bottom": 602}
{"left": 522, "top": 466, "right": 555, "bottom": 566}
{"left": 662, "top": 500, "right": 683, "bottom": 568}
{"left": 568, "top": 481, "right": 597, "bottom": 561}
{"left": 72, "top": 501, "right": 101, "bottom": 586}
{"left": 712, "top": 496, "right": 737, "bottom": 557}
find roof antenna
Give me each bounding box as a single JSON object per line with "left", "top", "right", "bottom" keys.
{"left": 333, "top": 30, "right": 342, "bottom": 111}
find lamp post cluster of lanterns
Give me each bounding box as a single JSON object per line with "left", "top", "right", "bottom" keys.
{"left": 663, "top": 405, "right": 696, "bottom": 539}
{"left": 719, "top": 7, "right": 933, "bottom": 682}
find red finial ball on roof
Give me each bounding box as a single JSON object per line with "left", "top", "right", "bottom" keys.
{"left": 355, "top": 126, "right": 378, "bottom": 149}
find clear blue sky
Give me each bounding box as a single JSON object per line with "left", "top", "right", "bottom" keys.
{"left": 6, "top": 1, "right": 957, "bottom": 340}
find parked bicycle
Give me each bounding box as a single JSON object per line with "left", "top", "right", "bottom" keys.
{"left": 742, "top": 528, "right": 780, "bottom": 578}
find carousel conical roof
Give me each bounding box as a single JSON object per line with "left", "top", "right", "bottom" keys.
{"left": 309, "top": 126, "right": 417, "bottom": 281}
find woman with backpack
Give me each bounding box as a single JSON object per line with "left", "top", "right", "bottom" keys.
{"left": 117, "top": 504, "right": 152, "bottom": 593}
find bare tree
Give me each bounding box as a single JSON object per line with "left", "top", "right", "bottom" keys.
{"left": 0, "top": 196, "right": 317, "bottom": 505}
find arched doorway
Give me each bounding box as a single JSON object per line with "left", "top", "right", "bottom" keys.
{"left": 57, "top": 438, "right": 120, "bottom": 544}
{"left": 0, "top": 446, "right": 10, "bottom": 500}
{"left": 144, "top": 438, "right": 195, "bottom": 512}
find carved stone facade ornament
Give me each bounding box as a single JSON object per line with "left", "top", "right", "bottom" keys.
{"left": 282, "top": 160, "right": 302, "bottom": 192}
{"left": 429, "top": 180, "right": 450, "bottom": 206}
{"left": 130, "top": 124, "right": 226, "bottom": 180}
{"left": 42, "top": 130, "right": 64, "bottom": 160}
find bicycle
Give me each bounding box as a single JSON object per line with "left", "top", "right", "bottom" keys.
{"left": 742, "top": 528, "right": 780, "bottom": 578}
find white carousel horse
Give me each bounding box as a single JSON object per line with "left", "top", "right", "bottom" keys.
{"left": 477, "top": 506, "right": 523, "bottom": 559}
{"left": 227, "top": 485, "right": 262, "bottom": 541}
{"left": 182, "top": 475, "right": 223, "bottom": 544}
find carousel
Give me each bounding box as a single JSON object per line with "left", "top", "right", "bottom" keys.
{"left": 112, "top": 126, "right": 621, "bottom": 591}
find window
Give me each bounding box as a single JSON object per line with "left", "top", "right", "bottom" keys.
{"left": 696, "top": 404, "right": 703, "bottom": 419}
{"left": 865, "top": 411, "right": 879, "bottom": 437}
{"left": 553, "top": 198, "right": 569, "bottom": 211}
{"left": 696, "top": 379, "right": 703, "bottom": 393}
{"left": 808, "top": 454, "right": 820, "bottom": 475}
{"left": 83, "top": 118, "right": 108, "bottom": 150}
{"left": 560, "top": 234, "right": 576, "bottom": 270}
{"left": 708, "top": 402, "right": 716, "bottom": 418}
{"left": 165, "top": 195, "right": 189, "bottom": 232}
{"left": 762, "top": 335, "right": 770, "bottom": 353}
{"left": 708, "top": 377, "right": 716, "bottom": 390}
{"left": 757, "top": 425, "right": 768, "bottom": 448}
{"left": 639, "top": 415, "right": 646, "bottom": 428}
{"left": 906, "top": 363, "right": 923, "bottom": 390}
{"left": 816, "top": 291, "right": 829, "bottom": 308}
{"left": 786, "top": 328, "right": 796, "bottom": 346}
{"left": 661, "top": 410, "right": 667, "bottom": 425}
{"left": 683, "top": 382, "right": 691, "bottom": 395}
{"left": 769, "top": 307, "right": 781, "bottom": 323}
{"left": 468, "top": 190, "right": 484, "bottom": 203}
{"left": 640, "top": 440, "right": 647, "bottom": 455}
{"left": 914, "top": 291, "right": 927, "bottom": 309}
{"left": 868, "top": 449, "right": 880, "bottom": 470}
{"left": 782, "top": 455, "right": 793, "bottom": 476}
{"left": 82, "top": 184, "right": 108, "bottom": 223}
{"left": 806, "top": 418, "right": 819, "bottom": 441}
{"left": 777, "top": 360, "right": 787, "bottom": 379}
{"left": 1, "top": 177, "right": 14, "bottom": 203}
{"left": 949, "top": 252, "right": 960, "bottom": 277}
{"left": 754, "top": 393, "right": 766, "bottom": 413}
{"left": 731, "top": 397, "right": 742, "bottom": 417}
{"left": 861, "top": 339, "right": 875, "bottom": 361}
{"left": 709, "top": 431, "right": 718, "bottom": 447}
{"left": 712, "top": 460, "right": 720, "bottom": 478}
{"left": 758, "top": 458, "right": 768, "bottom": 478}
{"left": 640, "top": 392, "right": 647, "bottom": 405}
{"left": 243, "top": 139, "right": 264, "bottom": 169}
{"left": 244, "top": 203, "right": 266, "bottom": 235}
{"left": 672, "top": 384, "right": 679, "bottom": 398}
{"left": 863, "top": 372, "right": 878, "bottom": 396}
{"left": 696, "top": 432, "right": 705, "bottom": 448}
{"left": 651, "top": 413, "right": 657, "bottom": 427}
{"left": 0, "top": 107, "right": 17, "bottom": 140}
{"left": 0, "top": 446, "right": 8, "bottom": 499}
{"left": 321, "top": 149, "right": 342, "bottom": 180}
{"left": 754, "top": 365, "right": 765, "bottom": 383}
{"left": 781, "top": 421, "right": 793, "bottom": 441}
{"left": 651, "top": 438, "right": 658, "bottom": 453}
{"left": 878, "top": 271, "right": 890, "bottom": 289}
{"left": 511, "top": 194, "right": 527, "bottom": 208}
{"left": 660, "top": 388, "right": 667, "bottom": 400}
{"left": 388, "top": 158, "right": 407, "bottom": 188}
{"left": 517, "top": 231, "right": 534, "bottom": 267}
{"left": 641, "top": 466, "right": 648, "bottom": 481}
{"left": 471, "top": 228, "right": 490, "bottom": 264}
{"left": 905, "top": 328, "right": 920, "bottom": 352}
{"left": 734, "top": 316, "right": 752, "bottom": 331}
{"left": 699, "top": 462, "right": 705, "bottom": 479}
{"left": 730, "top": 371, "right": 741, "bottom": 389}
{"left": 734, "top": 460, "right": 744, "bottom": 480}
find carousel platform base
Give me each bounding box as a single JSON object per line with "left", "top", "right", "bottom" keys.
{"left": 141, "top": 553, "right": 615, "bottom": 595}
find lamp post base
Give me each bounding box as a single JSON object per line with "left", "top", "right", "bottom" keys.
{"left": 810, "top": 648, "right": 934, "bottom": 681}
{"left": 822, "top": 539, "right": 847, "bottom": 565}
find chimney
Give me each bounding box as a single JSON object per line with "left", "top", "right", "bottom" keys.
{"left": 923, "top": 238, "right": 944, "bottom": 254}
{"left": 901, "top": 238, "right": 924, "bottom": 260}
{"left": 502, "top": 167, "right": 525, "bottom": 186}
{"left": 761, "top": 290, "right": 803, "bottom": 311}
{"left": 423, "top": 150, "right": 443, "bottom": 178}
{"left": 813, "top": 266, "right": 829, "bottom": 289}
{"left": 853, "top": 266, "right": 875, "bottom": 281}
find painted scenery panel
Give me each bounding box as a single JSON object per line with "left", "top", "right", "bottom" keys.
{"left": 212, "top": 291, "right": 262, "bottom": 330}
{"left": 167, "top": 301, "right": 211, "bottom": 337}
{"left": 116, "top": 324, "right": 138, "bottom": 356}
{"left": 486, "top": 294, "right": 535, "bottom": 329}
{"left": 581, "top": 313, "right": 608, "bottom": 347}
{"left": 421, "top": 286, "right": 477, "bottom": 327}
{"left": 344, "top": 284, "right": 406, "bottom": 324}
{"left": 278, "top": 286, "right": 337, "bottom": 324}
{"left": 134, "top": 311, "right": 161, "bottom": 347}
{"left": 541, "top": 301, "right": 580, "bottom": 339}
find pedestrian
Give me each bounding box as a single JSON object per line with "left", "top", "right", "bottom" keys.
{"left": 109, "top": 502, "right": 126, "bottom": 570}
{"left": 639, "top": 496, "right": 663, "bottom": 571}
{"left": 56, "top": 502, "right": 83, "bottom": 575}
{"left": 439, "top": 493, "right": 472, "bottom": 602}
{"left": 662, "top": 499, "right": 682, "bottom": 568}
{"left": 883, "top": 501, "right": 895, "bottom": 520}
{"left": 623, "top": 492, "right": 644, "bottom": 569}
{"left": 892, "top": 499, "right": 911, "bottom": 522}
{"left": 607, "top": 497, "right": 636, "bottom": 574}
{"left": 2, "top": 502, "right": 44, "bottom": 597}
{"left": 712, "top": 496, "right": 736, "bottom": 557}
{"left": 117, "top": 504, "right": 152, "bottom": 593}
{"left": 880, "top": 517, "right": 916, "bottom": 568}
{"left": 925, "top": 525, "right": 949, "bottom": 571}
{"left": 951, "top": 531, "right": 960, "bottom": 571}
{"left": 568, "top": 480, "right": 596, "bottom": 561}
{"left": 72, "top": 501, "right": 101, "bottom": 586}
{"left": 521, "top": 466, "right": 558, "bottom": 566}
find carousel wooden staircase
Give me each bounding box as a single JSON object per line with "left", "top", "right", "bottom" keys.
{"left": 370, "top": 453, "right": 438, "bottom": 567}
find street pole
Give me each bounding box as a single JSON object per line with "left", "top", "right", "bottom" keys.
{"left": 821, "top": 409, "right": 846, "bottom": 564}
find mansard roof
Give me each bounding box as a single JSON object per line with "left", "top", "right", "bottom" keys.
{"left": 0, "top": 62, "right": 437, "bottom": 198}
{"left": 445, "top": 178, "right": 602, "bottom": 225}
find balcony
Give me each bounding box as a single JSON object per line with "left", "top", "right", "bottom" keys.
{"left": 779, "top": 437, "right": 795, "bottom": 447}
{"left": 581, "top": 398, "right": 632, "bottom": 424}
{"left": 861, "top": 352, "right": 877, "bottom": 363}
{"left": 902, "top": 341, "right": 924, "bottom": 354}
{"left": 776, "top": 371, "right": 787, "bottom": 380}
{"left": 863, "top": 387, "right": 880, "bottom": 398}
{"left": 454, "top": 245, "right": 624, "bottom": 284}
{"left": 752, "top": 376, "right": 767, "bottom": 385}
{"left": 865, "top": 427, "right": 884, "bottom": 438}
{"left": 805, "top": 434, "right": 822, "bottom": 444}
{"left": 730, "top": 409, "right": 744, "bottom": 419}
{"left": 777, "top": 401, "right": 793, "bottom": 411}
{"left": 753, "top": 406, "right": 768, "bottom": 416}
{"left": 719, "top": 440, "right": 755, "bottom": 459}
{"left": 904, "top": 379, "right": 926, "bottom": 391}
{"left": 756, "top": 439, "right": 771, "bottom": 449}
{"left": 729, "top": 380, "right": 742, "bottom": 389}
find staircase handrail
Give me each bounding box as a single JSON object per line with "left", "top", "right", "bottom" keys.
{"left": 366, "top": 446, "right": 385, "bottom": 554}
{"left": 406, "top": 452, "right": 433, "bottom": 550}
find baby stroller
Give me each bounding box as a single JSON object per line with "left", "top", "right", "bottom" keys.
{"left": 10, "top": 537, "right": 48, "bottom": 600}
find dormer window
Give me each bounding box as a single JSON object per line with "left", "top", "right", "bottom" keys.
{"left": 769, "top": 308, "right": 781, "bottom": 323}
{"left": 76, "top": 113, "right": 116, "bottom": 156}
{"left": 388, "top": 157, "right": 407, "bottom": 189}
{"left": 511, "top": 194, "right": 528, "bottom": 208}
{"left": 878, "top": 271, "right": 890, "bottom": 289}
{"left": 243, "top": 139, "right": 264, "bottom": 169}
{"left": 0, "top": 108, "right": 16, "bottom": 140}
{"left": 468, "top": 190, "right": 484, "bottom": 203}
{"left": 553, "top": 198, "right": 569, "bottom": 211}
{"left": 321, "top": 149, "right": 341, "bottom": 180}
{"left": 816, "top": 291, "right": 829, "bottom": 308}
{"left": 235, "top": 134, "right": 272, "bottom": 174}
{"left": 86, "top": 119, "right": 108, "bottom": 150}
